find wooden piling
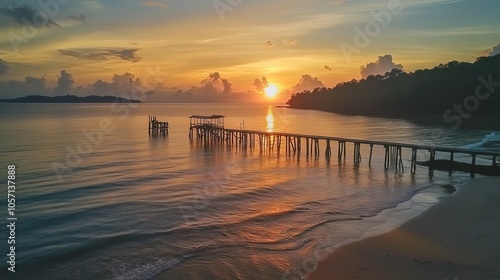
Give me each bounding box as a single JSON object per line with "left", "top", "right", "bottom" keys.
{"left": 471, "top": 154, "right": 476, "bottom": 178}
{"left": 325, "top": 140, "right": 331, "bottom": 159}
{"left": 338, "top": 141, "right": 346, "bottom": 162}
{"left": 297, "top": 137, "right": 301, "bottom": 156}
{"left": 411, "top": 148, "right": 417, "bottom": 174}
{"left": 449, "top": 153, "right": 454, "bottom": 175}
{"left": 353, "top": 142, "right": 361, "bottom": 165}
{"left": 305, "top": 138, "right": 308, "bottom": 156}
{"left": 397, "top": 146, "right": 403, "bottom": 173}
{"left": 429, "top": 149, "right": 436, "bottom": 176}
{"left": 369, "top": 144, "right": 373, "bottom": 166}
{"left": 384, "top": 145, "right": 389, "bottom": 170}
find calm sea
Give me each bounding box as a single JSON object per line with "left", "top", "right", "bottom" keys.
{"left": 0, "top": 102, "right": 499, "bottom": 280}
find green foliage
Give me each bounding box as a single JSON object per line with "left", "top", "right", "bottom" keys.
{"left": 287, "top": 55, "right": 500, "bottom": 116}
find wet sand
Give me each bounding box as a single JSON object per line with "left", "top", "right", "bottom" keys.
{"left": 307, "top": 177, "right": 500, "bottom": 280}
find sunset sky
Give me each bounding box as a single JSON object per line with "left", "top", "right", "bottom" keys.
{"left": 0, "top": 0, "right": 499, "bottom": 101}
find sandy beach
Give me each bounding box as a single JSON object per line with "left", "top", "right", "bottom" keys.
{"left": 307, "top": 177, "right": 500, "bottom": 280}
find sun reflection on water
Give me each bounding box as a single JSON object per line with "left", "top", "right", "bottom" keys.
{"left": 266, "top": 107, "right": 274, "bottom": 132}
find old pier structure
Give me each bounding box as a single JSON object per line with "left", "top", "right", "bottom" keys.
{"left": 188, "top": 115, "right": 500, "bottom": 178}
{"left": 148, "top": 115, "right": 169, "bottom": 136}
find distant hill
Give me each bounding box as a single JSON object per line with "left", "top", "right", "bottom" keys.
{"left": 287, "top": 54, "right": 500, "bottom": 117}
{"left": 0, "top": 95, "right": 142, "bottom": 103}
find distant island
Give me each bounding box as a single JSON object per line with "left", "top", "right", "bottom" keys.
{"left": 287, "top": 54, "right": 500, "bottom": 117}
{"left": 0, "top": 95, "right": 142, "bottom": 103}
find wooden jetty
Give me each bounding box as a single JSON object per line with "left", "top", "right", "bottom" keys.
{"left": 189, "top": 115, "right": 225, "bottom": 139}
{"left": 188, "top": 115, "right": 500, "bottom": 178}
{"left": 148, "top": 115, "right": 169, "bottom": 136}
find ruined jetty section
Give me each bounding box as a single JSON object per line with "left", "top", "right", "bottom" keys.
{"left": 148, "top": 115, "right": 168, "bottom": 136}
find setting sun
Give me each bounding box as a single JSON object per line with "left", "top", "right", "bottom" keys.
{"left": 264, "top": 85, "right": 279, "bottom": 98}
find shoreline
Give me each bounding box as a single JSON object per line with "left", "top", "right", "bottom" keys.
{"left": 306, "top": 177, "right": 500, "bottom": 280}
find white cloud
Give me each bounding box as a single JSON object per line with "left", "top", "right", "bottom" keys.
{"left": 0, "top": 76, "right": 51, "bottom": 98}
{"left": 283, "top": 39, "right": 298, "bottom": 46}
{"left": 54, "top": 70, "right": 75, "bottom": 94}
{"left": 360, "top": 55, "right": 403, "bottom": 78}
{"left": 488, "top": 42, "right": 500, "bottom": 57}
{"left": 288, "top": 74, "right": 325, "bottom": 93}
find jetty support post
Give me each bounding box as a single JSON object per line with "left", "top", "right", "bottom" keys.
{"left": 449, "top": 152, "right": 454, "bottom": 175}
{"left": 297, "top": 137, "right": 301, "bottom": 157}
{"left": 148, "top": 115, "right": 151, "bottom": 135}
{"left": 353, "top": 142, "right": 361, "bottom": 165}
{"left": 315, "top": 138, "right": 320, "bottom": 158}
{"left": 259, "top": 134, "right": 263, "bottom": 151}
{"left": 471, "top": 154, "right": 476, "bottom": 179}
{"left": 338, "top": 141, "right": 346, "bottom": 162}
{"left": 306, "top": 137, "right": 309, "bottom": 157}
{"left": 384, "top": 145, "right": 389, "bottom": 170}
{"left": 325, "top": 140, "right": 331, "bottom": 159}
{"left": 285, "top": 136, "right": 291, "bottom": 155}
{"left": 277, "top": 135, "right": 281, "bottom": 155}
{"left": 342, "top": 141, "right": 346, "bottom": 161}
{"left": 309, "top": 138, "right": 314, "bottom": 157}
{"left": 397, "top": 146, "right": 403, "bottom": 173}
{"left": 368, "top": 144, "right": 373, "bottom": 166}
{"left": 411, "top": 148, "right": 417, "bottom": 174}
{"left": 290, "top": 136, "right": 296, "bottom": 154}
{"left": 429, "top": 149, "right": 436, "bottom": 177}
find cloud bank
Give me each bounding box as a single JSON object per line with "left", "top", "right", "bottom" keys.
{"left": 59, "top": 49, "right": 142, "bottom": 62}
{"left": 289, "top": 74, "right": 325, "bottom": 93}
{"left": 1, "top": 68, "right": 322, "bottom": 103}
{"left": 0, "top": 76, "right": 51, "bottom": 97}
{"left": 0, "top": 4, "right": 60, "bottom": 28}
{"left": 0, "top": 59, "right": 9, "bottom": 75}
{"left": 54, "top": 70, "right": 74, "bottom": 94}
{"left": 252, "top": 76, "right": 269, "bottom": 93}
{"left": 360, "top": 55, "right": 404, "bottom": 78}
{"left": 199, "top": 72, "right": 232, "bottom": 94}
{"left": 69, "top": 14, "right": 86, "bottom": 23}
